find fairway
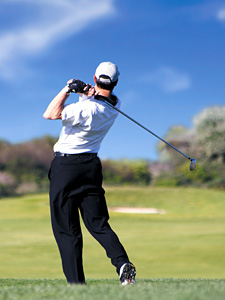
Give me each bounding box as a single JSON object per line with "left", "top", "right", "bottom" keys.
{"left": 0, "top": 187, "right": 225, "bottom": 284}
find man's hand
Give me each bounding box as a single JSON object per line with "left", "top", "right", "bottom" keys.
{"left": 67, "top": 79, "right": 91, "bottom": 94}
{"left": 66, "top": 79, "right": 97, "bottom": 97}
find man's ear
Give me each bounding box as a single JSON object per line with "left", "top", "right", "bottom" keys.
{"left": 94, "top": 75, "right": 97, "bottom": 83}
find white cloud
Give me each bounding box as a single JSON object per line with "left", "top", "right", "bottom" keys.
{"left": 196, "top": 2, "right": 225, "bottom": 23}
{"left": 217, "top": 8, "right": 225, "bottom": 21}
{"left": 142, "top": 67, "right": 191, "bottom": 93}
{"left": 0, "top": 0, "right": 116, "bottom": 80}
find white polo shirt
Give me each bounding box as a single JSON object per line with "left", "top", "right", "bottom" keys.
{"left": 53, "top": 94, "right": 120, "bottom": 154}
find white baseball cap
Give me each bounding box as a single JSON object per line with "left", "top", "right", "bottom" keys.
{"left": 95, "top": 62, "right": 120, "bottom": 83}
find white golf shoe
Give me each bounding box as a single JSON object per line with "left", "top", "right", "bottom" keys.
{"left": 119, "top": 263, "right": 136, "bottom": 285}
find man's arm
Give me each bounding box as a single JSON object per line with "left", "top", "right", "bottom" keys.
{"left": 43, "top": 80, "right": 96, "bottom": 120}
{"left": 43, "top": 86, "right": 69, "bottom": 120}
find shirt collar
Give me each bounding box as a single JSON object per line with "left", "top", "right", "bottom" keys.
{"left": 78, "top": 94, "right": 93, "bottom": 102}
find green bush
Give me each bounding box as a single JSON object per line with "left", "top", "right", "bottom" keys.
{"left": 102, "top": 160, "right": 151, "bottom": 185}
{"left": 153, "top": 162, "right": 212, "bottom": 188}
{"left": 0, "top": 184, "right": 16, "bottom": 197}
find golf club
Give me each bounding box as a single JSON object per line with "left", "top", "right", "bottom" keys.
{"left": 96, "top": 95, "right": 196, "bottom": 171}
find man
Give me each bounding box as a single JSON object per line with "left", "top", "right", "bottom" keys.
{"left": 43, "top": 62, "right": 136, "bottom": 285}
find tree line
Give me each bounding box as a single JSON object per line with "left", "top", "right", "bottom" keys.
{"left": 0, "top": 105, "right": 225, "bottom": 197}
{"left": 0, "top": 136, "right": 151, "bottom": 197}
{"left": 155, "top": 106, "right": 225, "bottom": 188}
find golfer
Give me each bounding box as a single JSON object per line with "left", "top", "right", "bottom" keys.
{"left": 43, "top": 62, "right": 136, "bottom": 285}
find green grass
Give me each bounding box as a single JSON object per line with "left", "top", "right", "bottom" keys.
{"left": 1, "top": 279, "right": 225, "bottom": 300}
{"left": 0, "top": 187, "right": 225, "bottom": 299}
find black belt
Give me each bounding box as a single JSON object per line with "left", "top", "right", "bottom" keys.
{"left": 55, "top": 152, "right": 97, "bottom": 157}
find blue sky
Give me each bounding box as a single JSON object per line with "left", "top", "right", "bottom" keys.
{"left": 1, "top": 0, "right": 225, "bottom": 160}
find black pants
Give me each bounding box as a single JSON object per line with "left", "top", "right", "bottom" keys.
{"left": 48, "top": 154, "right": 129, "bottom": 284}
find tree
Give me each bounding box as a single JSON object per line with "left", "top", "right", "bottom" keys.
{"left": 0, "top": 136, "right": 57, "bottom": 196}
{"left": 157, "top": 125, "right": 194, "bottom": 166}
{"left": 193, "top": 106, "right": 225, "bottom": 163}
{"left": 156, "top": 106, "right": 225, "bottom": 188}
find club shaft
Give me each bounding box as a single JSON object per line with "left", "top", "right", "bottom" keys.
{"left": 103, "top": 100, "right": 192, "bottom": 161}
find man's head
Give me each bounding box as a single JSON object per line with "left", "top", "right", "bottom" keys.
{"left": 94, "top": 62, "right": 120, "bottom": 91}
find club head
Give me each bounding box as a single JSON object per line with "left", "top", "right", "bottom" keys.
{"left": 190, "top": 158, "right": 196, "bottom": 171}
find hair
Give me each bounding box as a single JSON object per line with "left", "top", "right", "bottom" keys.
{"left": 96, "top": 80, "right": 117, "bottom": 91}
{"left": 95, "top": 75, "right": 118, "bottom": 91}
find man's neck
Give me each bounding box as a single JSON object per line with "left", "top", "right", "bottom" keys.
{"left": 95, "top": 86, "right": 111, "bottom": 98}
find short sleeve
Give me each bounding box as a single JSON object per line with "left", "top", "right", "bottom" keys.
{"left": 61, "top": 103, "right": 81, "bottom": 126}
